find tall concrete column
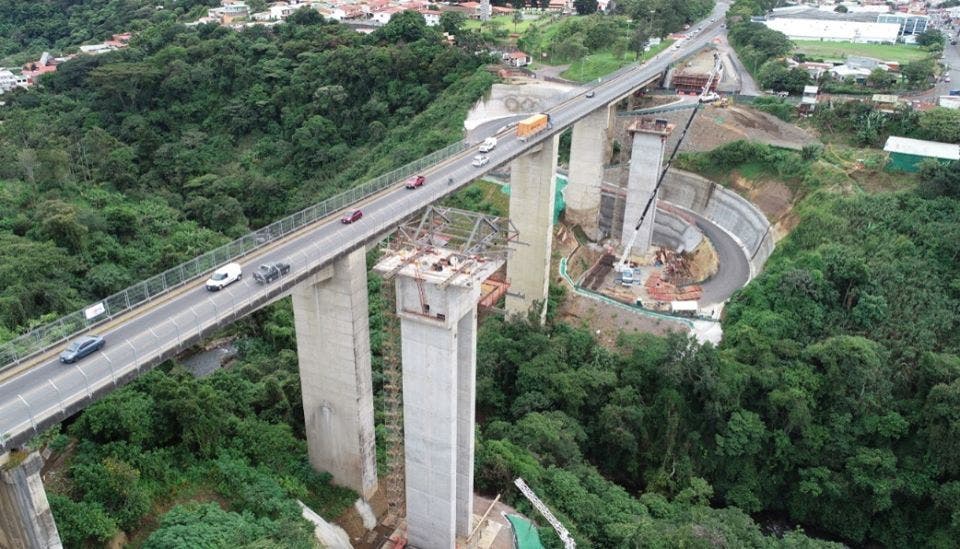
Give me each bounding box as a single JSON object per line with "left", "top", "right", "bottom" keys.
{"left": 376, "top": 249, "right": 502, "bottom": 549}
{"left": 621, "top": 118, "right": 673, "bottom": 256}
{"left": 566, "top": 107, "right": 612, "bottom": 240}
{"left": 293, "top": 249, "right": 378, "bottom": 501}
{"left": 506, "top": 135, "right": 559, "bottom": 324}
{"left": 454, "top": 309, "right": 477, "bottom": 537}
{"left": 0, "top": 452, "right": 62, "bottom": 549}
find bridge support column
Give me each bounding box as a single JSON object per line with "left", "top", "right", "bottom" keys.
{"left": 621, "top": 119, "right": 673, "bottom": 256}
{"left": 292, "top": 249, "right": 378, "bottom": 501}
{"left": 566, "top": 107, "right": 612, "bottom": 240}
{"left": 0, "top": 452, "right": 62, "bottom": 549}
{"left": 506, "top": 135, "right": 559, "bottom": 324}
{"left": 390, "top": 264, "right": 487, "bottom": 548}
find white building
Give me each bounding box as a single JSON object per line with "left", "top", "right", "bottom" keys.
{"left": 0, "top": 70, "right": 18, "bottom": 92}
{"left": 762, "top": 18, "right": 900, "bottom": 43}
{"left": 79, "top": 43, "right": 117, "bottom": 55}
{"left": 938, "top": 96, "right": 960, "bottom": 110}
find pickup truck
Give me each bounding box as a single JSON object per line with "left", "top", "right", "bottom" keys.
{"left": 253, "top": 262, "right": 291, "bottom": 283}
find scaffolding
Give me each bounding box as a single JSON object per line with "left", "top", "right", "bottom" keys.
{"left": 376, "top": 206, "right": 519, "bottom": 526}
{"left": 379, "top": 274, "right": 406, "bottom": 524}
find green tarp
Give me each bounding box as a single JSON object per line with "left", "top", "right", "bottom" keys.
{"left": 498, "top": 174, "right": 568, "bottom": 224}
{"left": 505, "top": 514, "right": 545, "bottom": 549}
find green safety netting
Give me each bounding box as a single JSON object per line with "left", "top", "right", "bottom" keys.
{"left": 505, "top": 514, "right": 545, "bottom": 549}
{"left": 499, "top": 174, "right": 569, "bottom": 224}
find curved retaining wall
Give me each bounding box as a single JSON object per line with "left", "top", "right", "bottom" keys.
{"left": 660, "top": 169, "right": 774, "bottom": 278}
{"left": 652, "top": 208, "right": 704, "bottom": 252}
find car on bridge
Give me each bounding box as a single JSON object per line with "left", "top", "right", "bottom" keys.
{"left": 60, "top": 335, "right": 105, "bottom": 363}
{"left": 471, "top": 155, "right": 490, "bottom": 167}
{"left": 404, "top": 175, "right": 426, "bottom": 189}
{"left": 341, "top": 209, "right": 363, "bottom": 224}
{"left": 206, "top": 262, "right": 242, "bottom": 291}
{"left": 254, "top": 262, "right": 291, "bottom": 284}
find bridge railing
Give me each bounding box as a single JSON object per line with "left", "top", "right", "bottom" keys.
{"left": 0, "top": 140, "right": 467, "bottom": 372}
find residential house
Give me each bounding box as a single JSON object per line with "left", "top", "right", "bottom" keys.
{"left": 871, "top": 93, "right": 901, "bottom": 112}
{"left": 208, "top": 0, "right": 250, "bottom": 23}
{"left": 503, "top": 51, "right": 532, "bottom": 68}
{"left": 371, "top": 6, "right": 404, "bottom": 25}
{"left": 417, "top": 8, "right": 442, "bottom": 26}
{"left": 800, "top": 85, "right": 819, "bottom": 113}
{"left": 0, "top": 70, "right": 18, "bottom": 92}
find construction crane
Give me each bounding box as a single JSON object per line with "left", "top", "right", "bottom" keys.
{"left": 514, "top": 478, "right": 575, "bottom": 549}
{"left": 615, "top": 52, "right": 723, "bottom": 273}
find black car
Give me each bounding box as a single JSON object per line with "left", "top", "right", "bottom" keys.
{"left": 253, "top": 262, "right": 291, "bottom": 283}
{"left": 60, "top": 335, "right": 105, "bottom": 363}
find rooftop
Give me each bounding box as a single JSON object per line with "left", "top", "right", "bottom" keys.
{"left": 884, "top": 136, "right": 960, "bottom": 160}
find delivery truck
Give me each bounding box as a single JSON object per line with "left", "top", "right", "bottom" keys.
{"left": 517, "top": 113, "right": 552, "bottom": 142}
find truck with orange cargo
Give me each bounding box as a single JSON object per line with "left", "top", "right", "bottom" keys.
{"left": 516, "top": 113, "right": 552, "bottom": 142}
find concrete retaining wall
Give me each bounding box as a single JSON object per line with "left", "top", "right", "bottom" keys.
{"left": 464, "top": 82, "right": 574, "bottom": 132}
{"left": 652, "top": 208, "right": 704, "bottom": 252}
{"left": 660, "top": 169, "right": 774, "bottom": 277}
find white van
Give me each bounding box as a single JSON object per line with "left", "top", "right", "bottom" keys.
{"left": 206, "top": 262, "right": 242, "bottom": 291}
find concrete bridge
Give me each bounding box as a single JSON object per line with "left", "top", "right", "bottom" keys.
{"left": 0, "top": 7, "right": 729, "bottom": 548}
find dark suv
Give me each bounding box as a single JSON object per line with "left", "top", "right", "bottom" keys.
{"left": 253, "top": 262, "right": 291, "bottom": 283}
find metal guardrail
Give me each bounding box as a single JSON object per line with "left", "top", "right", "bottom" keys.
{"left": 0, "top": 140, "right": 467, "bottom": 372}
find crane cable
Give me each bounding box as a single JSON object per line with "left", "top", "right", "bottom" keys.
{"left": 625, "top": 52, "right": 721, "bottom": 236}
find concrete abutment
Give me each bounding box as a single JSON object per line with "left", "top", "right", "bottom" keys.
{"left": 0, "top": 452, "right": 62, "bottom": 549}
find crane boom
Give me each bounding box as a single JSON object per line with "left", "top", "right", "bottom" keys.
{"left": 616, "top": 53, "right": 722, "bottom": 272}
{"left": 514, "top": 478, "right": 575, "bottom": 549}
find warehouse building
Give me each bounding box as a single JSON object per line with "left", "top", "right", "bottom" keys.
{"left": 756, "top": 6, "right": 928, "bottom": 43}
{"left": 884, "top": 136, "right": 960, "bottom": 172}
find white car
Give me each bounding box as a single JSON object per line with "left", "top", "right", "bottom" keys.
{"left": 472, "top": 155, "right": 490, "bottom": 167}
{"left": 206, "top": 262, "right": 242, "bottom": 291}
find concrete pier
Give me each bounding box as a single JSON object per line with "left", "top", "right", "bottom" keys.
{"left": 292, "top": 249, "right": 378, "bottom": 501}
{"left": 566, "top": 107, "right": 612, "bottom": 240}
{"left": 505, "top": 135, "right": 559, "bottom": 323}
{"left": 0, "top": 452, "right": 62, "bottom": 549}
{"left": 622, "top": 118, "right": 673, "bottom": 256}
{"left": 377, "top": 249, "right": 502, "bottom": 549}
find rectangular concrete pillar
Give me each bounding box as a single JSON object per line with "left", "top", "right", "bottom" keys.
{"left": 566, "top": 107, "right": 612, "bottom": 240}
{"left": 622, "top": 119, "right": 673, "bottom": 256}
{"left": 0, "top": 452, "right": 62, "bottom": 549}
{"left": 506, "top": 135, "right": 558, "bottom": 324}
{"left": 293, "top": 249, "right": 378, "bottom": 501}
{"left": 455, "top": 309, "right": 476, "bottom": 537}
{"left": 395, "top": 273, "right": 480, "bottom": 549}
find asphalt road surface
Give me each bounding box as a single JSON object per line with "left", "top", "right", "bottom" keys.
{"left": 0, "top": 3, "right": 731, "bottom": 450}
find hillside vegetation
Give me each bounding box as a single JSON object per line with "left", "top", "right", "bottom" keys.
{"left": 0, "top": 11, "right": 489, "bottom": 340}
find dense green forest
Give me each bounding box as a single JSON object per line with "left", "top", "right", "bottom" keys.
{"left": 0, "top": 11, "right": 491, "bottom": 339}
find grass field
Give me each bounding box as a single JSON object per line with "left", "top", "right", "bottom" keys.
{"left": 462, "top": 14, "right": 546, "bottom": 34}
{"left": 560, "top": 41, "right": 673, "bottom": 82}
{"left": 792, "top": 40, "right": 930, "bottom": 64}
